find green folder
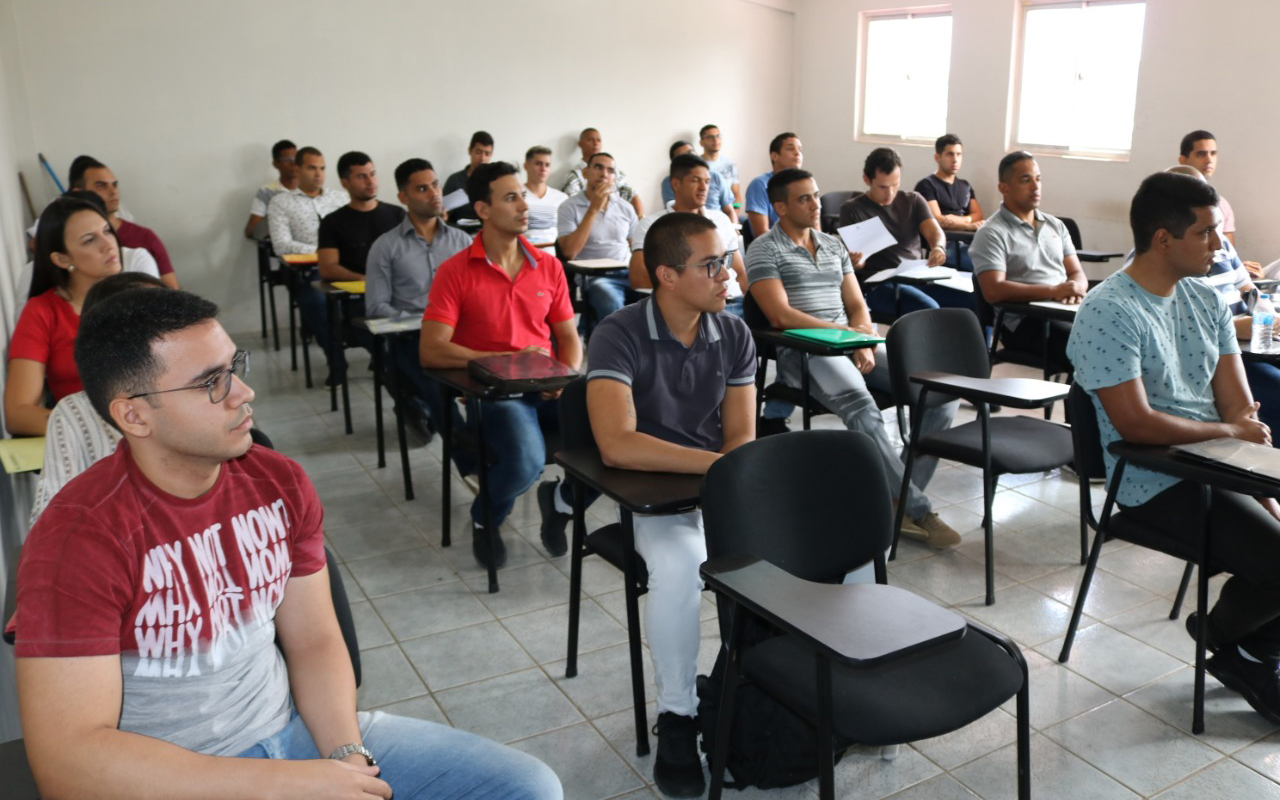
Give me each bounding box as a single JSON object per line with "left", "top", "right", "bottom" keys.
{"left": 782, "top": 328, "right": 885, "bottom": 346}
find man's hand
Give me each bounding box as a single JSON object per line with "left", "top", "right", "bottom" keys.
{"left": 288, "top": 759, "right": 391, "bottom": 799}
{"left": 848, "top": 250, "right": 865, "bottom": 270}
{"left": 851, "top": 347, "right": 875, "bottom": 374}
{"left": 519, "top": 345, "right": 551, "bottom": 357}
{"left": 585, "top": 178, "right": 612, "bottom": 209}
{"left": 926, "top": 245, "right": 946, "bottom": 267}
{"left": 1244, "top": 260, "right": 1264, "bottom": 279}
{"left": 1225, "top": 401, "right": 1271, "bottom": 445}
{"left": 1052, "top": 281, "right": 1086, "bottom": 303}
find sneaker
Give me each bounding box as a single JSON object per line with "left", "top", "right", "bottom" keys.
{"left": 1206, "top": 647, "right": 1280, "bottom": 725}
{"left": 653, "top": 712, "right": 705, "bottom": 798}
{"left": 472, "top": 526, "right": 507, "bottom": 570}
{"left": 900, "top": 512, "right": 961, "bottom": 549}
{"left": 756, "top": 417, "right": 791, "bottom": 438}
{"left": 537, "top": 480, "right": 571, "bottom": 557}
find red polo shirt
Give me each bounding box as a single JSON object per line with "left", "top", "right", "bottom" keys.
{"left": 424, "top": 235, "right": 574, "bottom": 353}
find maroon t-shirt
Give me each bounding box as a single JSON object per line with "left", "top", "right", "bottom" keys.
{"left": 115, "top": 219, "right": 174, "bottom": 276}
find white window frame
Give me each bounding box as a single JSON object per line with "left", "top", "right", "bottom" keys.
{"left": 854, "top": 6, "right": 953, "bottom": 147}
{"left": 1009, "top": 0, "right": 1147, "bottom": 161}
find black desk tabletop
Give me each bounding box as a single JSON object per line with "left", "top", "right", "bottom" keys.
{"left": 1237, "top": 338, "right": 1280, "bottom": 365}
{"left": 701, "top": 555, "right": 966, "bottom": 666}
{"left": 994, "top": 300, "right": 1082, "bottom": 323}
{"left": 944, "top": 229, "right": 976, "bottom": 243}
{"left": 423, "top": 367, "right": 494, "bottom": 398}
{"left": 911, "top": 371, "right": 1071, "bottom": 408}
{"left": 1110, "top": 441, "right": 1280, "bottom": 497}
{"left": 554, "top": 447, "right": 703, "bottom": 514}
{"left": 750, "top": 327, "right": 881, "bottom": 356}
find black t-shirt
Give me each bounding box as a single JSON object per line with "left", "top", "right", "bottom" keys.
{"left": 317, "top": 202, "right": 406, "bottom": 274}
{"left": 837, "top": 192, "right": 932, "bottom": 275}
{"left": 913, "top": 174, "right": 973, "bottom": 217}
{"left": 443, "top": 167, "right": 480, "bottom": 226}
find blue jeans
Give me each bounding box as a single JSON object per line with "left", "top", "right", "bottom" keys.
{"left": 293, "top": 268, "right": 335, "bottom": 359}
{"left": 237, "top": 710, "right": 562, "bottom": 800}
{"left": 866, "top": 282, "right": 975, "bottom": 318}
{"left": 584, "top": 272, "right": 637, "bottom": 325}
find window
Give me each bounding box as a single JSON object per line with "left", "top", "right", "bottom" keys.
{"left": 857, "top": 9, "right": 953, "bottom": 143}
{"left": 1013, "top": 1, "right": 1147, "bottom": 158}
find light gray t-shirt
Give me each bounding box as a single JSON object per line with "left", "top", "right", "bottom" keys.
{"left": 746, "top": 224, "right": 852, "bottom": 324}
{"left": 969, "top": 205, "right": 1077, "bottom": 284}
{"left": 557, "top": 191, "right": 637, "bottom": 262}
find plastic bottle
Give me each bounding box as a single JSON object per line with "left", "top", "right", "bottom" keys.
{"left": 1252, "top": 294, "right": 1276, "bottom": 354}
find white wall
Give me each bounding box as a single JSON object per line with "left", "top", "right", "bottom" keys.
{"left": 6, "top": 0, "right": 796, "bottom": 334}
{"left": 794, "top": 0, "right": 1279, "bottom": 261}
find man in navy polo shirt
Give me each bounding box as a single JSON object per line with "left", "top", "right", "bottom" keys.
{"left": 586, "top": 212, "right": 756, "bottom": 797}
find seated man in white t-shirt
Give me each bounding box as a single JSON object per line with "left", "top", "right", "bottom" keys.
{"left": 522, "top": 146, "right": 567, "bottom": 245}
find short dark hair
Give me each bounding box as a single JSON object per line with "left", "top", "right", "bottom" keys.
{"left": 1130, "top": 172, "right": 1219, "bottom": 255}
{"left": 669, "top": 153, "right": 709, "bottom": 183}
{"left": 1180, "top": 130, "right": 1216, "bottom": 158}
{"left": 998, "top": 150, "right": 1035, "bottom": 183}
{"left": 469, "top": 131, "right": 494, "bottom": 149}
{"left": 76, "top": 288, "right": 220, "bottom": 431}
{"left": 394, "top": 158, "right": 435, "bottom": 191}
{"left": 863, "top": 147, "right": 902, "bottom": 179}
{"left": 31, "top": 196, "right": 117, "bottom": 299}
{"left": 767, "top": 168, "right": 814, "bottom": 205}
{"left": 68, "top": 155, "right": 105, "bottom": 189}
{"left": 699, "top": 124, "right": 719, "bottom": 138}
{"left": 295, "top": 146, "right": 323, "bottom": 167}
{"left": 586, "top": 152, "right": 614, "bottom": 167}
{"left": 643, "top": 212, "right": 718, "bottom": 289}
{"left": 935, "top": 134, "right": 962, "bottom": 154}
{"left": 579, "top": 127, "right": 599, "bottom": 139}
{"left": 668, "top": 140, "right": 692, "bottom": 161}
{"left": 768, "top": 132, "right": 798, "bottom": 155}
{"left": 465, "top": 161, "right": 519, "bottom": 206}
{"left": 336, "top": 151, "right": 372, "bottom": 180}
{"left": 82, "top": 271, "right": 166, "bottom": 316}
{"left": 525, "top": 145, "right": 552, "bottom": 162}
{"left": 271, "top": 139, "right": 296, "bottom": 161}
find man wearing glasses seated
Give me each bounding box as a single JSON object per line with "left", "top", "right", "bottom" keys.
{"left": 11, "top": 288, "right": 562, "bottom": 800}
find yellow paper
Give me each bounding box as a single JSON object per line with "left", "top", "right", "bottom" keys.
{"left": 280, "top": 253, "right": 318, "bottom": 265}
{"left": 330, "top": 281, "right": 366, "bottom": 294}
{"left": 0, "top": 437, "right": 45, "bottom": 473}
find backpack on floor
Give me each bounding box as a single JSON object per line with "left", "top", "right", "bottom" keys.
{"left": 696, "top": 610, "right": 851, "bottom": 790}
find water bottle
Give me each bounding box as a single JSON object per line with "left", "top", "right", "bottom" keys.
{"left": 1252, "top": 294, "right": 1276, "bottom": 354}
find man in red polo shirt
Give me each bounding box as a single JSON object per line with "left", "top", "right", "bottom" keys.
{"left": 420, "top": 161, "right": 587, "bottom": 569}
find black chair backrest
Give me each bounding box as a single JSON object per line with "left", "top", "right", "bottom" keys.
{"left": 742, "top": 289, "right": 770, "bottom": 330}
{"left": 972, "top": 273, "right": 997, "bottom": 330}
{"left": 1067, "top": 382, "right": 1106, "bottom": 480}
{"left": 702, "top": 430, "right": 893, "bottom": 585}
{"left": 1059, "top": 216, "right": 1085, "bottom": 251}
{"left": 558, "top": 377, "right": 596, "bottom": 451}
{"left": 819, "top": 190, "right": 856, "bottom": 233}
{"left": 886, "top": 308, "right": 991, "bottom": 408}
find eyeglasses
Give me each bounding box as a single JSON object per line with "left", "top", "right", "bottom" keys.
{"left": 670, "top": 253, "right": 732, "bottom": 280}
{"left": 129, "top": 350, "right": 250, "bottom": 405}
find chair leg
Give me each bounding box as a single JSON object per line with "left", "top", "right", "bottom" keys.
{"left": 1170, "top": 562, "right": 1195, "bottom": 620}
{"left": 259, "top": 274, "right": 269, "bottom": 340}
{"left": 890, "top": 444, "right": 915, "bottom": 561}
{"left": 565, "top": 481, "right": 587, "bottom": 679}
{"left": 1059, "top": 512, "right": 1108, "bottom": 662}
{"left": 982, "top": 470, "right": 996, "bottom": 605}
{"left": 815, "top": 656, "right": 836, "bottom": 800}
{"left": 709, "top": 609, "right": 745, "bottom": 800}
{"left": 1193, "top": 486, "right": 1213, "bottom": 735}
{"left": 269, "top": 282, "right": 281, "bottom": 352}
{"left": 1016, "top": 654, "right": 1032, "bottom": 800}
{"left": 620, "top": 509, "right": 649, "bottom": 756}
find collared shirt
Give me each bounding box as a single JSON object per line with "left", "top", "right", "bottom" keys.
{"left": 365, "top": 216, "right": 474, "bottom": 318}
{"left": 556, "top": 191, "right": 637, "bottom": 262}
{"left": 561, "top": 160, "right": 636, "bottom": 202}
{"left": 424, "top": 235, "right": 574, "bottom": 353}
{"left": 266, "top": 187, "right": 350, "bottom": 254}
{"left": 630, "top": 204, "right": 742, "bottom": 298}
{"left": 969, "top": 204, "right": 1077, "bottom": 285}
{"left": 659, "top": 169, "right": 733, "bottom": 211}
{"left": 745, "top": 223, "right": 853, "bottom": 324}
{"left": 587, "top": 295, "right": 756, "bottom": 451}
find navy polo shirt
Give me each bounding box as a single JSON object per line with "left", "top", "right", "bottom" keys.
{"left": 586, "top": 296, "right": 756, "bottom": 451}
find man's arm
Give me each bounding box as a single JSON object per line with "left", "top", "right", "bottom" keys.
{"left": 925, "top": 199, "right": 978, "bottom": 231}
{"left": 730, "top": 250, "right": 747, "bottom": 295}
{"left": 362, "top": 240, "right": 397, "bottom": 319}
{"left": 549, "top": 317, "right": 584, "bottom": 371}
{"left": 244, "top": 214, "right": 265, "bottom": 240}
{"left": 977, "top": 261, "right": 1087, "bottom": 304}
{"left": 919, "top": 217, "right": 947, "bottom": 266}
{"left": 968, "top": 197, "right": 985, "bottom": 223}
{"left": 746, "top": 212, "right": 770, "bottom": 239}
{"left": 557, "top": 186, "right": 608, "bottom": 260}
{"left": 17, "top": 654, "right": 388, "bottom": 800}
{"left": 750, "top": 278, "right": 846, "bottom": 331}
{"left": 4, "top": 359, "right": 52, "bottom": 435}
{"left": 588, "top": 379, "right": 722, "bottom": 473}
{"left": 629, "top": 195, "right": 644, "bottom": 218}
{"left": 719, "top": 383, "right": 756, "bottom": 454}
{"left": 268, "top": 199, "right": 314, "bottom": 256}
{"left": 420, "top": 320, "right": 504, "bottom": 368}
{"left": 316, "top": 248, "right": 364, "bottom": 282}
{"left": 628, "top": 249, "right": 651, "bottom": 289}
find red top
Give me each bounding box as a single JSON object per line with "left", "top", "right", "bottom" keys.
{"left": 8, "top": 289, "right": 82, "bottom": 400}
{"left": 116, "top": 219, "right": 174, "bottom": 276}
{"left": 424, "top": 234, "right": 574, "bottom": 353}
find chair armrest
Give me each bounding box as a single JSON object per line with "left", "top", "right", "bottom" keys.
{"left": 910, "top": 371, "right": 1070, "bottom": 409}
{"left": 1077, "top": 250, "right": 1123, "bottom": 262}
{"left": 700, "top": 555, "right": 965, "bottom": 667}
{"left": 554, "top": 448, "right": 703, "bottom": 514}
{"left": 1110, "top": 442, "right": 1280, "bottom": 498}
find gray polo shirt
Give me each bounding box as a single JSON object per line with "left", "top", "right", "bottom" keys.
{"left": 745, "top": 224, "right": 853, "bottom": 324}
{"left": 969, "top": 204, "right": 1076, "bottom": 284}
{"left": 557, "top": 191, "right": 637, "bottom": 262}
{"left": 364, "top": 216, "right": 473, "bottom": 318}
{"left": 587, "top": 296, "right": 756, "bottom": 451}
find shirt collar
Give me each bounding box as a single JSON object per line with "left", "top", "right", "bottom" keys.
{"left": 642, "top": 295, "right": 720, "bottom": 345}
{"left": 467, "top": 233, "right": 540, "bottom": 270}
{"left": 998, "top": 204, "right": 1044, "bottom": 229}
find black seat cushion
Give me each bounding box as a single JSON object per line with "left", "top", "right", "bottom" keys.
{"left": 918, "top": 417, "right": 1074, "bottom": 474}
{"left": 742, "top": 627, "right": 1023, "bottom": 747}
{"left": 585, "top": 524, "right": 648, "bottom": 590}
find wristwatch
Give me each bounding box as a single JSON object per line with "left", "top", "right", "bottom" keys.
{"left": 329, "top": 743, "right": 378, "bottom": 766}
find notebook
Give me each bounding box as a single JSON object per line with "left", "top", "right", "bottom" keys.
{"left": 782, "top": 328, "right": 885, "bottom": 347}
{"left": 467, "top": 352, "right": 579, "bottom": 395}
{"left": 330, "top": 280, "right": 366, "bottom": 294}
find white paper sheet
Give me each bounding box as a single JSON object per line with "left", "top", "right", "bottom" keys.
{"left": 442, "top": 188, "right": 471, "bottom": 212}
{"left": 837, "top": 217, "right": 899, "bottom": 257}
{"left": 864, "top": 262, "right": 956, "bottom": 284}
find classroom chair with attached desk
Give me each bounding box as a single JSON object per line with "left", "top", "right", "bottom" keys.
{"left": 699, "top": 430, "right": 1030, "bottom": 800}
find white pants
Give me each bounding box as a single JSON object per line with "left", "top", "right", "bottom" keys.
{"left": 631, "top": 509, "right": 706, "bottom": 717}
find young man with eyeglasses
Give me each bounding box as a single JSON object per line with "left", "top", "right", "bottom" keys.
{"left": 11, "top": 287, "right": 562, "bottom": 800}
{"left": 586, "top": 212, "right": 756, "bottom": 797}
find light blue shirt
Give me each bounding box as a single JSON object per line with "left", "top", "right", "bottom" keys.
{"left": 745, "top": 171, "right": 777, "bottom": 234}
{"left": 659, "top": 169, "right": 733, "bottom": 210}
{"left": 1067, "top": 271, "right": 1238, "bottom": 506}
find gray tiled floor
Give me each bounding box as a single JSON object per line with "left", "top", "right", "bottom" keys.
{"left": 242, "top": 332, "right": 1280, "bottom": 799}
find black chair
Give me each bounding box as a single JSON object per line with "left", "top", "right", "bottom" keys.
{"left": 1058, "top": 384, "right": 1217, "bottom": 729}
{"left": 974, "top": 280, "right": 1074, "bottom": 403}
{"left": 887, "top": 309, "right": 1074, "bottom": 604}
{"left": 818, "top": 190, "right": 855, "bottom": 235}
{"left": 255, "top": 239, "right": 286, "bottom": 351}
{"left": 558, "top": 378, "right": 653, "bottom": 756}
{"left": 700, "top": 430, "right": 1030, "bottom": 800}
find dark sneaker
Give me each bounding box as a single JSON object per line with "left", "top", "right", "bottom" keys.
{"left": 756, "top": 417, "right": 791, "bottom": 438}
{"left": 537, "top": 480, "right": 570, "bottom": 557}
{"left": 1206, "top": 648, "right": 1280, "bottom": 725}
{"left": 653, "top": 712, "right": 705, "bottom": 798}
{"left": 472, "top": 527, "right": 507, "bottom": 570}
